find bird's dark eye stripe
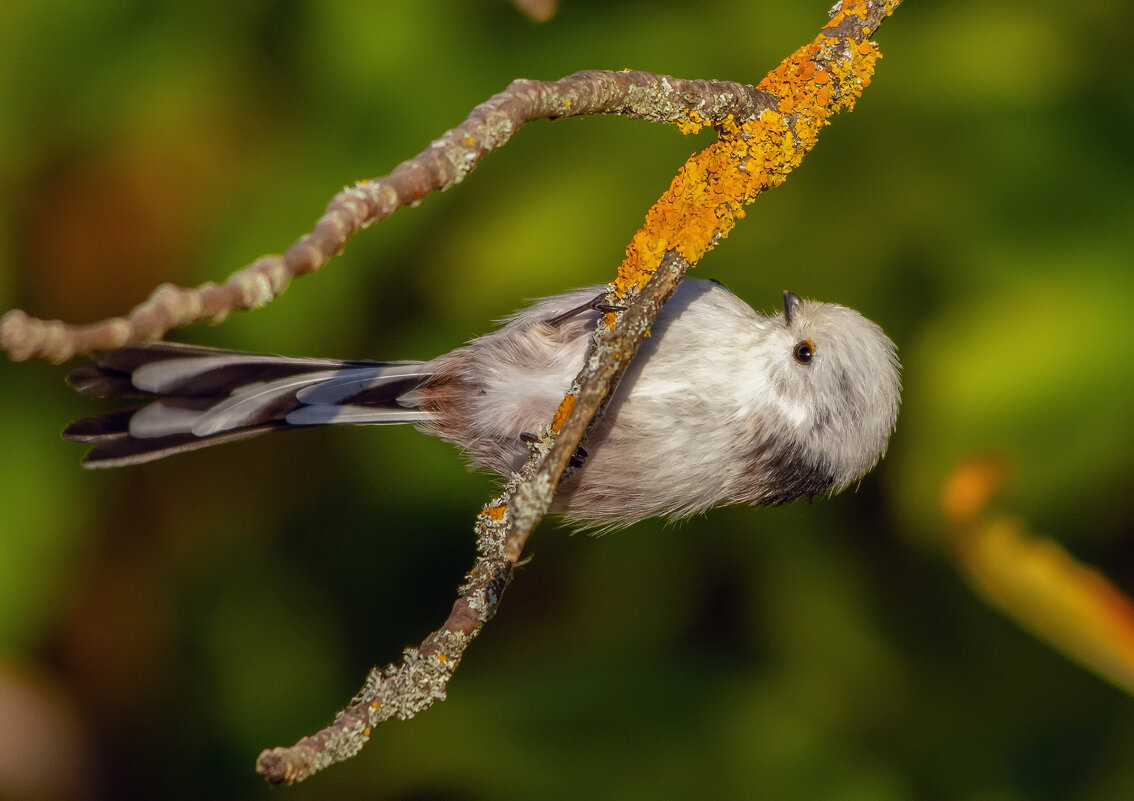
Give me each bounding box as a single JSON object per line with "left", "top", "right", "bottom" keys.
{"left": 793, "top": 340, "right": 815, "bottom": 364}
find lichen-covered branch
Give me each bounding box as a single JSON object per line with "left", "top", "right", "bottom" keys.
{"left": 615, "top": 0, "right": 901, "bottom": 294}
{"left": 3, "top": 0, "right": 903, "bottom": 785}
{"left": 0, "top": 71, "right": 776, "bottom": 365}
{"left": 500, "top": 250, "right": 691, "bottom": 561}
{"left": 255, "top": 250, "right": 691, "bottom": 785}
{"left": 252, "top": 2, "right": 903, "bottom": 783}
{"left": 256, "top": 507, "right": 510, "bottom": 784}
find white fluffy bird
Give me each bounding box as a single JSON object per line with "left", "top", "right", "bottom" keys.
{"left": 64, "top": 279, "right": 901, "bottom": 527}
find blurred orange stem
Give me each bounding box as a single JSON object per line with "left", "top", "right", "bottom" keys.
{"left": 944, "top": 458, "right": 1134, "bottom": 695}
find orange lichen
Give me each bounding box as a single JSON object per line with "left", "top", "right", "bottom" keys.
{"left": 483, "top": 505, "right": 507, "bottom": 521}
{"left": 551, "top": 394, "right": 577, "bottom": 432}
{"left": 825, "top": 0, "right": 870, "bottom": 27}
{"left": 370, "top": 701, "right": 381, "bottom": 710}
{"left": 613, "top": 0, "right": 884, "bottom": 296}
{"left": 676, "top": 109, "right": 710, "bottom": 136}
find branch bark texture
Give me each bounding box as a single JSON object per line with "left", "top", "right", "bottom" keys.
{"left": 614, "top": 0, "right": 899, "bottom": 294}
{"left": 0, "top": 72, "right": 775, "bottom": 364}
{"left": 256, "top": 250, "right": 690, "bottom": 784}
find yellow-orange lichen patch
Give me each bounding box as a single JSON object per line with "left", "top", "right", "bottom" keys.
{"left": 551, "top": 394, "right": 577, "bottom": 432}
{"left": 826, "top": 0, "right": 869, "bottom": 26}
{"left": 677, "top": 109, "right": 710, "bottom": 136}
{"left": 483, "top": 505, "right": 507, "bottom": 521}
{"left": 614, "top": 1, "right": 884, "bottom": 296}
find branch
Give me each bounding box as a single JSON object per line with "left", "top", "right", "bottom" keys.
{"left": 613, "top": 0, "right": 899, "bottom": 294}
{"left": 255, "top": 0, "right": 902, "bottom": 783}
{"left": 2, "top": 0, "right": 904, "bottom": 785}
{"left": 500, "top": 250, "right": 691, "bottom": 560}
{"left": 0, "top": 71, "right": 775, "bottom": 364}
{"left": 256, "top": 250, "right": 690, "bottom": 784}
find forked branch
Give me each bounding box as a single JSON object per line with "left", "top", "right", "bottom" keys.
{"left": 256, "top": 0, "right": 902, "bottom": 783}
{"left": 0, "top": 0, "right": 904, "bottom": 785}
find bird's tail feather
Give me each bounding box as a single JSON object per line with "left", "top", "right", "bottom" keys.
{"left": 63, "top": 342, "right": 435, "bottom": 468}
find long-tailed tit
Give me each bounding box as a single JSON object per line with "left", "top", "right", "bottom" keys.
{"left": 64, "top": 279, "right": 901, "bottom": 527}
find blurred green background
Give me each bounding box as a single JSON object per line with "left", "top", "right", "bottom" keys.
{"left": 1, "top": 1, "right": 1131, "bottom": 799}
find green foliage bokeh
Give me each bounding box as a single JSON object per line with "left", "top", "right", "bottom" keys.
{"left": 0, "top": 2, "right": 1130, "bottom": 800}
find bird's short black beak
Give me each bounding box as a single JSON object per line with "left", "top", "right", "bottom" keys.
{"left": 783, "top": 291, "right": 802, "bottom": 324}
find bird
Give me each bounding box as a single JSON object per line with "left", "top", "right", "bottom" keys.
{"left": 62, "top": 278, "right": 901, "bottom": 527}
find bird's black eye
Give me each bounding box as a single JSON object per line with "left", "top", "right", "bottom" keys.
{"left": 793, "top": 340, "right": 815, "bottom": 364}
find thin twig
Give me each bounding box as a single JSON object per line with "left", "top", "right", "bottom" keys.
{"left": 255, "top": 251, "right": 690, "bottom": 784}
{"left": 500, "top": 251, "right": 692, "bottom": 561}
{"left": 0, "top": 72, "right": 775, "bottom": 364}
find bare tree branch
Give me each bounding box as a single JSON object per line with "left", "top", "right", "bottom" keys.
{"left": 0, "top": 71, "right": 776, "bottom": 364}
{"left": 256, "top": 249, "right": 691, "bottom": 785}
